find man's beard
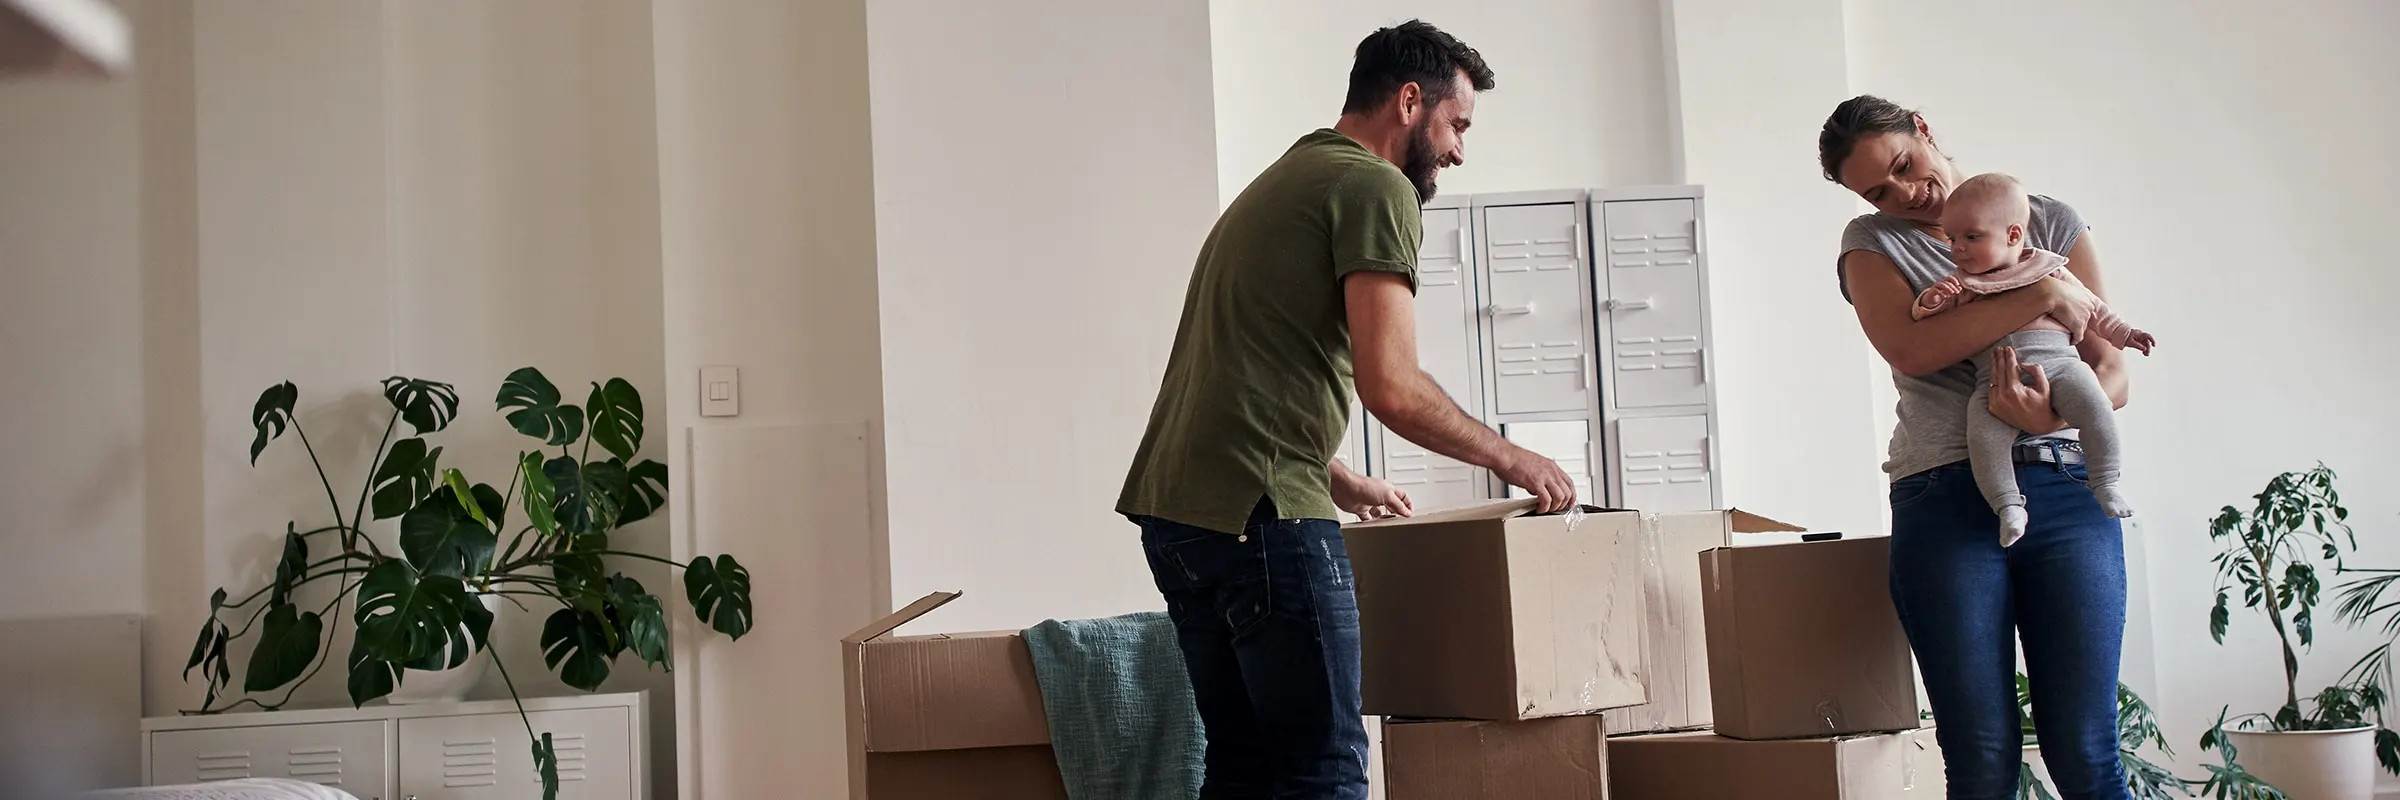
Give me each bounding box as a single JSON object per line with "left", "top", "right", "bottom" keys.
{"left": 1401, "top": 119, "right": 1440, "bottom": 203}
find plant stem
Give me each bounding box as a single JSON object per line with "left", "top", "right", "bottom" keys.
{"left": 220, "top": 566, "right": 375, "bottom": 619}
{"left": 349, "top": 410, "right": 401, "bottom": 547}
{"left": 2249, "top": 532, "right": 2303, "bottom": 717}
{"left": 288, "top": 419, "right": 355, "bottom": 552}
{"left": 505, "top": 548, "right": 685, "bottom": 575}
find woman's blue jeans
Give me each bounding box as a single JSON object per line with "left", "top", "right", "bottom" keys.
{"left": 1888, "top": 460, "right": 2131, "bottom": 800}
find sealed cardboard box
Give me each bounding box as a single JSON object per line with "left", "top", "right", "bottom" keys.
{"left": 1344, "top": 498, "right": 1648, "bottom": 720}
{"left": 843, "top": 591, "right": 1067, "bottom": 800}
{"left": 1603, "top": 509, "right": 1805, "bottom": 735}
{"left": 1607, "top": 728, "right": 1945, "bottom": 799}
{"left": 1383, "top": 716, "right": 1608, "bottom": 799}
{"left": 1701, "top": 536, "right": 1921, "bottom": 740}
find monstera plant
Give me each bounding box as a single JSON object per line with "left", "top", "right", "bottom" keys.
{"left": 183, "top": 368, "right": 754, "bottom": 799}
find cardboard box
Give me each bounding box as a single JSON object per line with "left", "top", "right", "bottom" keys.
{"left": 1603, "top": 509, "right": 1806, "bottom": 735}
{"left": 1344, "top": 498, "right": 1648, "bottom": 721}
{"left": 1382, "top": 716, "right": 1608, "bottom": 799}
{"left": 843, "top": 591, "right": 1067, "bottom": 800}
{"left": 1701, "top": 536, "right": 1921, "bottom": 740}
{"left": 1607, "top": 728, "right": 1946, "bottom": 799}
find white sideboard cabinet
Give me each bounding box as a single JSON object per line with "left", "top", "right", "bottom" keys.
{"left": 143, "top": 691, "right": 648, "bottom": 800}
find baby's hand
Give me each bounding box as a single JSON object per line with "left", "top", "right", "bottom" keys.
{"left": 2127, "top": 330, "right": 2156, "bottom": 355}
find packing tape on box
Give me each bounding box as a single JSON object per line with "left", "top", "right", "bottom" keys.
{"left": 1632, "top": 511, "right": 1671, "bottom": 733}
{"left": 1902, "top": 730, "right": 1924, "bottom": 790}
{"left": 1563, "top": 504, "right": 1587, "bottom": 533}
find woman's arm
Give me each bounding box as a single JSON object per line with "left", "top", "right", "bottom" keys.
{"left": 2061, "top": 233, "right": 2130, "bottom": 410}
{"left": 1843, "top": 249, "right": 2100, "bottom": 377}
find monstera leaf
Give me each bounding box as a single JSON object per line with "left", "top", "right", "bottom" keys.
{"left": 380, "top": 376, "right": 461, "bottom": 435}
{"left": 533, "top": 734, "right": 559, "bottom": 799}
{"left": 249, "top": 382, "right": 297, "bottom": 465}
{"left": 540, "top": 607, "right": 618, "bottom": 691}
{"left": 370, "top": 437, "right": 444, "bottom": 520}
{"left": 271, "top": 525, "right": 308, "bottom": 605}
{"left": 616, "top": 459, "right": 669, "bottom": 526}
{"left": 401, "top": 485, "right": 497, "bottom": 581}
{"left": 544, "top": 456, "right": 619, "bottom": 536}
{"left": 609, "top": 574, "right": 670, "bottom": 670}
{"left": 346, "top": 629, "right": 401, "bottom": 707}
{"left": 518, "top": 451, "right": 558, "bottom": 538}
{"left": 685, "top": 555, "right": 754, "bottom": 639}
{"left": 243, "top": 602, "right": 322, "bottom": 692}
{"left": 497, "top": 367, "right": 583, "bottom": 447}
{"left": 353, "top": 560, "right": 488, "bottom": 667}
{"left": 585, "top": 378, "right": 645, "bottom": 463}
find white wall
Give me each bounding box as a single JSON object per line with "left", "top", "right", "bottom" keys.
{"left": 1846, "top": 0, "right": 2400, "bottom": 786}
{"left": 1661, "top": 0, "right": 1888, "bottom": 537}
{"left": 652, "top": 0, "right": 884, "bottom": 797}
{"left": 1210, "top": 0, "right": 1674, "bottom": 205}
{"left": 869, "top": 0, "right": 1222, "bottom": 633}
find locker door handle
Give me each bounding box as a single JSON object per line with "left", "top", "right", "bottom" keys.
{"left": 1605, "top": 297, "right": 1653, "bottom": 311}
{"left": 1582, "top": 354, "right": 1594, "bottom": 389}
{"left": 1486, "top": 302, "right": 1535, "bottom": 317}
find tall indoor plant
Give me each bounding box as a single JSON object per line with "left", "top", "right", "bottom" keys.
{"left": 2198, "top": 464, "right": 2387, "bottom": 800}
{"left": 182, "top": 368, "right": 754, "bottom": 799}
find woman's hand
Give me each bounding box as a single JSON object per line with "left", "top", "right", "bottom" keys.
{"left": 1989, "top": 345, "right": 2067, "bottom": 434}
{"left": 2032, "top": 273, "right": 2101, "bottom": 344}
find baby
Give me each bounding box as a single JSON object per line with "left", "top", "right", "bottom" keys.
{"left": 1913, "top": 173, "right": 2155, "bottom": 546}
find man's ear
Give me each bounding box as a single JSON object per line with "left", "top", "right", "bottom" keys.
{"left": 1395, "top": 82, "right": 1423, "bottom": 125}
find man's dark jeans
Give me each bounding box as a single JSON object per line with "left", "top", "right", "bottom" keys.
{"left": 1136, "top": 497, "right": 1370, "bottom": 799}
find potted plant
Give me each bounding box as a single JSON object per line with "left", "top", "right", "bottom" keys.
{"left": 2197, "top": 464, "right": 2388, "bottom": 800}
{"left": 181, "top": 368, "right": 754, "bottom": 800}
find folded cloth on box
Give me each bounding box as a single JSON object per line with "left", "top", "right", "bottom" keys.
{"left": 1023, "top": 611, "right": 1203, "bottom": 800}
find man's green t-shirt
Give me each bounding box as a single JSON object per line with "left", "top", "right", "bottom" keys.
{"left": 1116, "top": 129, "right": 1423, "bottom": 535}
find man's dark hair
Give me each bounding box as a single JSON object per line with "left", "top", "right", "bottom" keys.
{"left": 1341, "top": 20, "right": 1495, "bottom": 115}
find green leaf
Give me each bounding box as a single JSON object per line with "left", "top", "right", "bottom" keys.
{"left": 533, "top": 733, "right": 560, "bottom": 800}
{"left": 545, "top": 456, "right": 621, "bottom": 536}
{"left": 519, "top": 451, "right": 558, "bottom": 538}
{"left": 405, "top": 587, "right": 494, "bottom": 672}
{"left": 2296, "top": 607, "right": 2314, "bottom": 648}
{"left": 609, "top": 574, "right": 670, "bottom": 670}
{"left": 2212, "top": 592, "right": 2232, "bottom": 644}
{"left": 2376, "top": 728, "right": 2400, "bottom": 777}
{"left": 243, "top": 603, "right": 322, "bottom": 692}
{"left": 540, "top": 608, "right": 616, "bottom": 691}
{"left": 380, "top": 377, "right": 461, "bottom": 435}
{"left": 272, "top": 525, "right": 309, "bottom": 605}
{"left": 685, "top": 555, "right": 754, "bottom": 639}
{"left": 585, "top": 378, "right": 645, "bottom": 463}
{"left": 353, "top": 561, "right": 480, "bottom": 665}
{"left": 370, "top": 438, "right": 444, "bottom": 520}
{"left": 616, "top": 459, "right": 669, "bottom": 526}
{"left": 401, "top": 486, "right": 498, "bottom": 580}
{"left": 346, "top": 630, "right": 400, "bottom": 707}
{"left": 184, "top": 617, "right": 226, "bottom": 683}
{"left": 249, "top": 382, "right": 297, "bottom": 465}
{"left": 497, "top": 367, "right": 584, "bottom": 447}
{"left": 470, "top": 482, "right": 509, "bottom": 533}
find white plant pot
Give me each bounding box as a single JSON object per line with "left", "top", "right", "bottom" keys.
{"left": 386, "top": 590, "right": 503, "bottom": 705}
{"left": 2226, "top": 727, "right": 2378, "bottom": 800}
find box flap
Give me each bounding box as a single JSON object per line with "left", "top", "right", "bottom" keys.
{"left": 845, "top": 590, "right": 961, "bottom": 644}
{"left": 1347, "top": 497, "right": 1614, "bottom": 529}
{"left": 1727, "top": 508, "right": 1806, "bottom": 534}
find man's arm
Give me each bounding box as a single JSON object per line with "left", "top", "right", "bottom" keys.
{"left": 1346, "top": 272, "right": 1575, "bottom": 510}
{"left": 1345, "top": 272, "right": 1514, "bottom": 465}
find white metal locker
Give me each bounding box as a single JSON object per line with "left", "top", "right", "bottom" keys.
{"left": 1616, "top": 414, "right": 1713, "bottom": 512}
{"left": 397, "top": 707, "right": 635, "bottom": 800}
{"left": 1477, "top": 200, "right": 1593, "bottom": 416}
{"left": 1369, "top": 199, "right": 1486, "bottom": 512}
{"left": 1598, "top": 198, "right": 1709, "bottom": 410}
{"left": 149, "top": 720, "right": 392, "bottom": 797}
{"left": 1499, "top": 420, "right": 1597, "bottom": 504}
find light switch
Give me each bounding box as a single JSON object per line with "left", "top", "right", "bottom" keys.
{"left": 700, "top": 366, "right": 740, "bottom": 417}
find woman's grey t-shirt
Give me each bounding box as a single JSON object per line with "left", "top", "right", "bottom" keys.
{"left": 1837, "top": 195, "right": 2090, "bottom": 482}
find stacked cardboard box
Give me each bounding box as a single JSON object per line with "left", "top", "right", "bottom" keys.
{"left": 1344, "top": 498, "right": 1649, "bottom": 799}
{"left": 1606, "top": 518, "right": 1946, "bottom": 798}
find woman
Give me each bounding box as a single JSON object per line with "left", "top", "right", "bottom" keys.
{"left": 1819, "top": 95, "right": 2131, "bottom": 800}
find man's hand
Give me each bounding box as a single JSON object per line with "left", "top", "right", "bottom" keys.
{"left": 1495, "top": 447, "right": 1577, "bottom": 513}
{"left": 1989, "top": 346, "right": 2067, "bottom": 434}
{"left": 1333, "top": 467, "right": 1413, "bottom": 521}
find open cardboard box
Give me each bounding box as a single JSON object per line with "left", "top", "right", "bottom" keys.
{"left": 841, "top": 591, "right": 1066, "bottom": 800}
{"left": 1343, "top": 498, "right": 1648, "bottom": 721}
{"left": 1608, "top": 727, "right": 1946, "bottom": 799}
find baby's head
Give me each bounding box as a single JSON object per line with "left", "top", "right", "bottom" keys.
{"left": 1940, "top": 172, "right": 2030, "bottom": 274}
